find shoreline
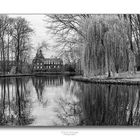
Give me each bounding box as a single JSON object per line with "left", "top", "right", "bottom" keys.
{"left": 0, "top": 72, "right": 78, "bottom": 78}
{"left": 1, "top": 73, "right": 140, "bottom": 85}
{"left": 71, "top": 76, "right": 140, "bottom": 85}
{"left": 0, "top": 74, "right": 33, "bottom": 78}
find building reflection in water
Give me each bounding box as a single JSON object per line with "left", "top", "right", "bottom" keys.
{"left": 32, "top": 75, "right": 63, "bottom": 104}
{"left": 29, "top": 75, "right": 65, "bottom": 126}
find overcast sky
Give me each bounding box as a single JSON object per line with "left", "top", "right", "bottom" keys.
{"left": 9, "top": 14, "right": 56, "bottom": 58}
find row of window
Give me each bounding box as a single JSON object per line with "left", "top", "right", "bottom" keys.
{"left": 33, "top": 65, "right": 62, "bottom": 69}
{"left": 44, "top": 62, "right": 63, "bottom": 65}
{"left": 33, "top": 61, "right": 62, "bottom": 65}
{"left": 35, "top": 63, "right": 63, "bottom": 66}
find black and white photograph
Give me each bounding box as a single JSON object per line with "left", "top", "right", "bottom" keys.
{"left": 0, "top": 13, "right": 140, "bottom": 127}
{"left": 1, "top": 0, "right": 140, "bottom": 140}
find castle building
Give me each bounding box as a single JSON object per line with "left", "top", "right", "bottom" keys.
{"left": 32, "top": 50, "right": 63, "bottom": 72}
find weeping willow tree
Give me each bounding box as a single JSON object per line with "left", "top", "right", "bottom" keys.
{"left": 81, "top": 15, "right": 130, "bottom": 77}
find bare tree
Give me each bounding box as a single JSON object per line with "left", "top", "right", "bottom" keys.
{"left": 45, "top": 14, "right": 140, "bottom": 77}
{"left": 45, "top": 14, "right": 90, "bottom": 61}
{"left": 119, "top": 14, "right": 140, "bottom": 74}
{"left": 0, "top": 15, "right": 12, "bottom": 74}
{"left": 12, "top": 17, "right": 33, "bottom": 73}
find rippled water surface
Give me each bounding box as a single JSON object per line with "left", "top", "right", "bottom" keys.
{"left": 0, "top": 75, "right": 140, "bottom": 126}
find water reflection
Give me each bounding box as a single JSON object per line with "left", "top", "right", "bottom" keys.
{"left": 0, "top": 76, "right": 140, "bottom": 126}
{"left": 53, "top": 81, "right": 82, "bottom": 126}
{"left": 78, "top": 83, "right": 140, "bottom": 126}
{"left": 0, "top": 77, "right": 33, "bottom": 126}
{"left": 32, "top": 76, "right": 63, "bottom": 106}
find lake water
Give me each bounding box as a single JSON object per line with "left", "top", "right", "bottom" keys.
{"left": 0, "top": 75, "right": 140, "bottom": 126}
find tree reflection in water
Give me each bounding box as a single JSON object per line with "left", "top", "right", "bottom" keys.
{"left": 1, "top": 76, "right": 140, "bottom": 126}
{"left": 78, "top": 83, "right": 140, "bottom": 126}
{"left": 0, "top": 77, "right": 34, "bottom": 126}
{"left": 39, "top": 77, "right": 140, "bottom": 126}
{"left": 54, "top": 81, "right": 82, "bottom": 126}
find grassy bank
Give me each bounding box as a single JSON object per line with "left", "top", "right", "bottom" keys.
{"left": 71, "top": 72, "right": 140, "bottom": 85}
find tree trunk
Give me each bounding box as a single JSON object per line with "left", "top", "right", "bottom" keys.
{"left": 1, "top": 38, "right": 5, "bottom": 75}
{"left": 16, "top": 38, "right": 20, "bottom": 74}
